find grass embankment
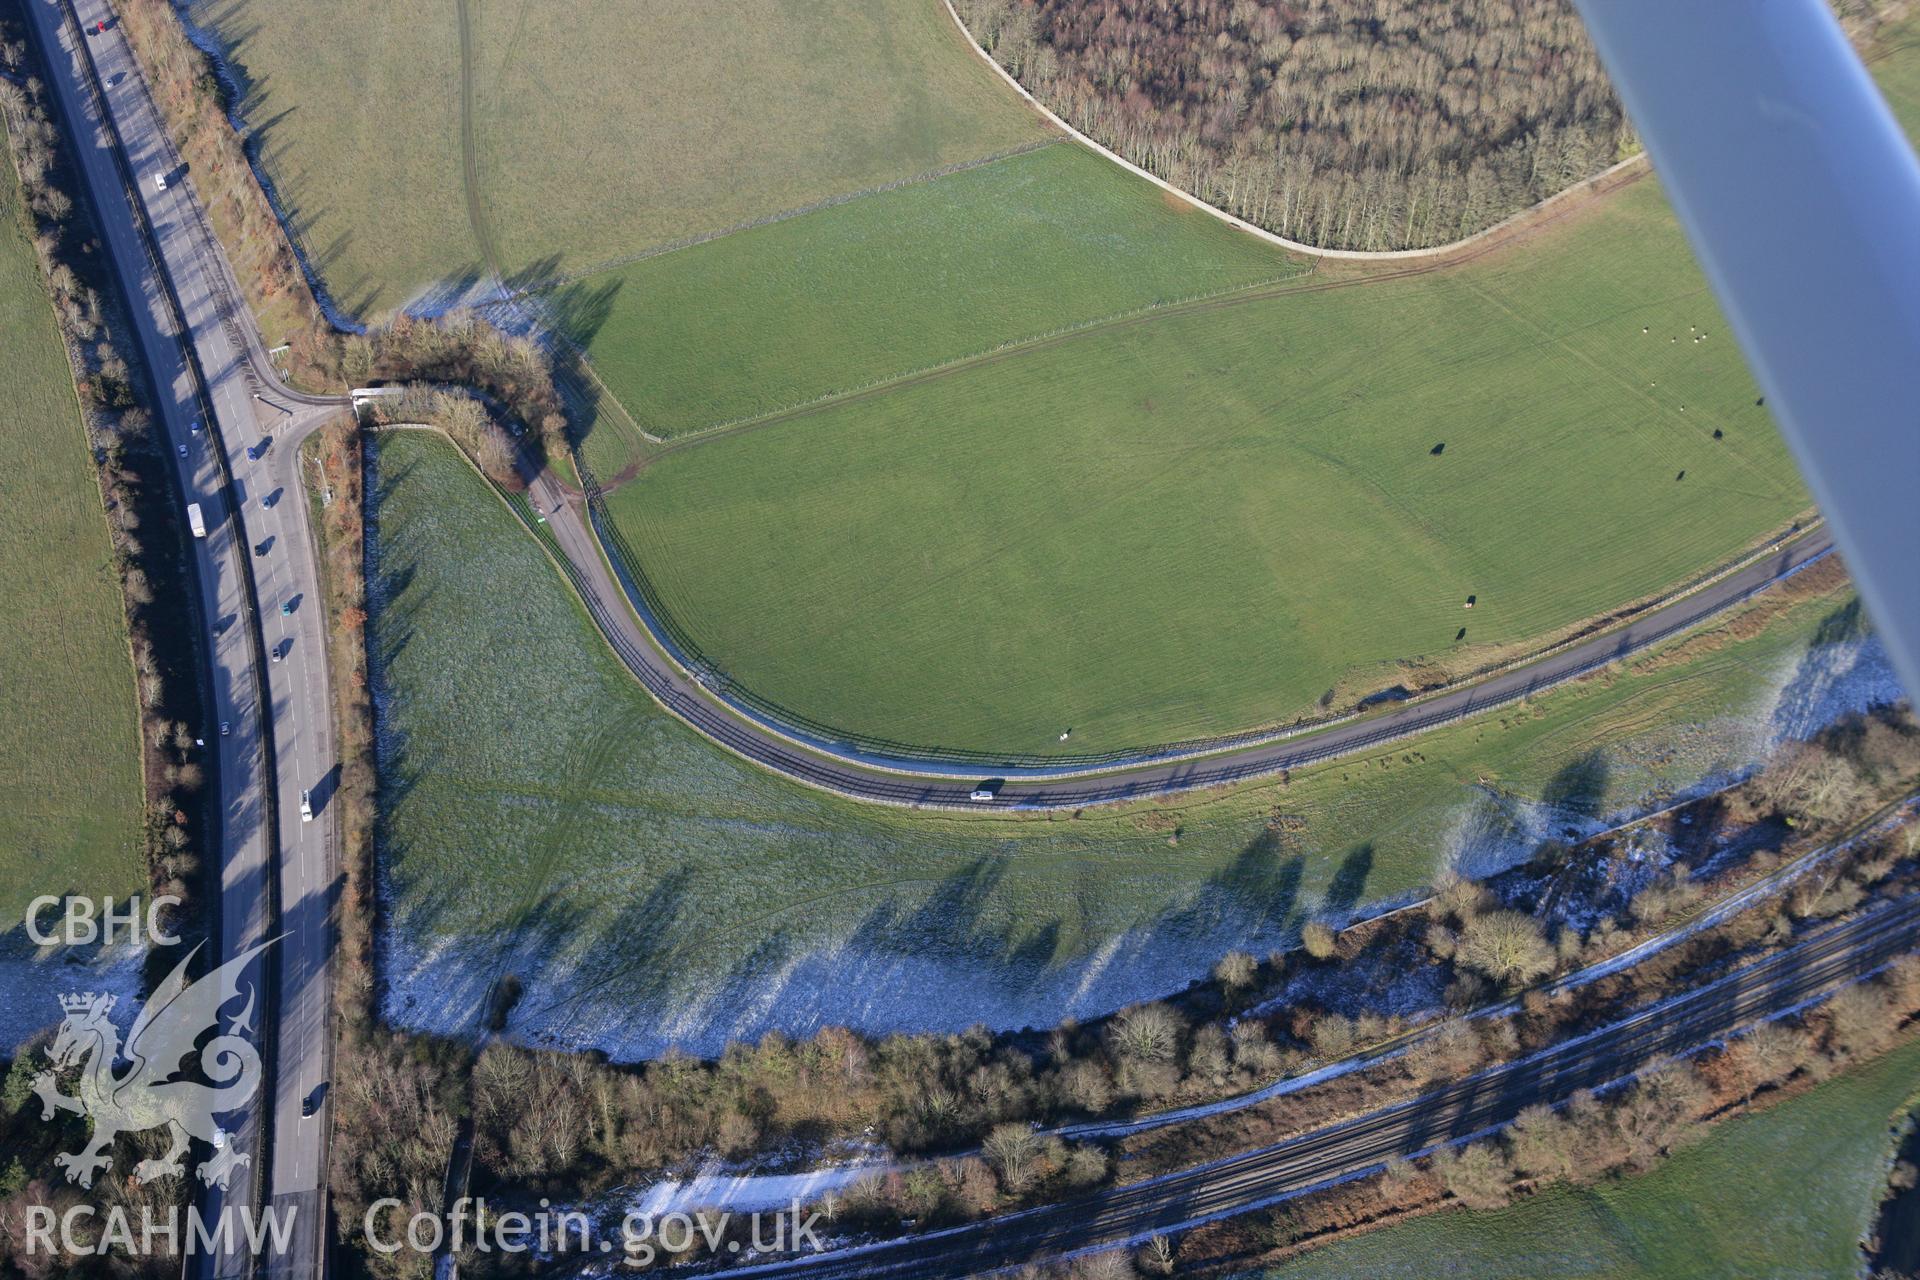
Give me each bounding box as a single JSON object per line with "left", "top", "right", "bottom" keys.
{"left": 370, "top": 431, "right": 1860, "bottom": 1056}
{"left": 116, "top": 0, "right": 322, "bottom": 347}
{"left": 1259, "top": 1036, "right": 1920, "bottom": 1280}
{"left": 0, "top": 158, "right": 141, "bottom": 929}
{"left": 610, "top": 170, "right": 1806, "bottom": 758}
{"left": 183, "top": 0, "right": 1044, "bottom": 315}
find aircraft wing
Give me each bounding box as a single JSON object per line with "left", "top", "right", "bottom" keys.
{"left": 1570, "top": 0, "right": 1920, "bottom": 702}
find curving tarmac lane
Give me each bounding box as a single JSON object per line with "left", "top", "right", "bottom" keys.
{"left": 438, "top": 0, "right": 1833, "bottom": 813}
{"left": 31, "top": 0, "right": 1835, "bottom": 829}
{"left": 526, "top": 455, "right": 1834, "bottom": 810}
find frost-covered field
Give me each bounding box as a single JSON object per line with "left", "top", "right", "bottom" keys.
{"left": 1445, "top": 621, "right": 1901, "bottom": 882}
{"left": 368, "top": 433, "right": 1896, "bottom": 1061}
{"left": 0, "top": 935, "right": 145, "bottom": 1058}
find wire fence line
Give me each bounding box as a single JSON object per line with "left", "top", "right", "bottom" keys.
{"left": 497, "top": 459, "right": 1835, "bottom": 811}
{"left": 563, "top": 449, "right": 1825, "bottom": 781}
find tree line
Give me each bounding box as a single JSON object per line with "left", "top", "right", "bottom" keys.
{"left": 321, "top": 705, "right": 1919, "bottom": 1276}
{"left": 2, "top": 23, "right": 206, "bottom": 961}
{"left": 116, "top": 0, "right": 573, "bottom": 467}
{"left": 1168, "top": 954, "right": 1920, "bottom": 1278}
{"left": 955, "top": 0, "right": 1633, "bottom": 250}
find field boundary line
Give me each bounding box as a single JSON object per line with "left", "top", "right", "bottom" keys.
{"left": 514, "top": 2, "right": 1663, "bottom": 465}
{"left": 582, "top": 445, "right": 1827, "bottom": 776}
{"left": 630, "top": 265, "right": 1313, "bottom": 450}
{"left": 567, "top": 147, "right": 1655, "bottom": 471}
{"left": 483, "top": 137, "right": 1064, "bottom": 306}
{"left": 940, "top": 0, "right": 1650, "bottom": 263}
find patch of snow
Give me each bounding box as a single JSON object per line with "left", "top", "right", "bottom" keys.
{"left": 1768, "top": 631, "right": 1904, "bottom": 746}
{"left": 1442, "top": 786, "right": 1604, "bottom": 882}
{"left": 375, "top": 605, "right": 1908, "bottom": 1064}
{"left": 0, "top": 935, "right": 145, "bottom": 1057}
{"left": 1560, "top": 799, "right": 1917, "bottom": 992}
{"left": 1246, "top": 936, "right": 1449, "bottom": 1023}
{"left": 627, "top": 1161, "right": 887, "bottom": 1216}
{"left": 385, "top": 908, "right": 1303, "bottom": 1061}
{"left": 1438, "top": 629, "right": 1903, "bottom": 890}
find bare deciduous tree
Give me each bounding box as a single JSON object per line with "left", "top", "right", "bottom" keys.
{"left": 983, "top": 1123, "right": 1046, "bottom": 1193}
{"left": 1110, "top": 1003, "right": 1183, "bottom": 1063}
{"left": 1506, "top": 1103, "right": 1578, "bottom": 1184}
{"left": 1213, "top": 949, "right": 1258, "bottom": 991}
{"left": 1432, "top": 1141, "right": 1512, "bottom": 1209}
{"left": 1457, "top": 910, "right": 1555, "bottom": 986}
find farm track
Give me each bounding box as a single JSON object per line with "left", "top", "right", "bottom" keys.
{"left": 450, "top": 0, "right": 660, "bottom": 461}
{"left": 455, "top": 0, "right": 501, "bottom": 286}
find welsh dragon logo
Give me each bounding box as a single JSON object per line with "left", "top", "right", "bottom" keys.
{"left": 31, "top": 940, "right": 272, "bottom": 1191}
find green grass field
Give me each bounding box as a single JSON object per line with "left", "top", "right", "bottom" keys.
{"left": 583, "top": 20, "right": 1920, "bottom": 763}
{"left": 0, "top": 167, "right": 143, "bottom": 933}
{"left": 607, "top": 169, "right": 1808, "bottom": 758}
{"left": 190, "top": 0, "right": 1043, "bottom": 315}
{"left": 1260, "top": 1037, "right": 1920, "bottom": 1280}
{"left": 370, "top": 430, "right": 1862, "bottom": 1058}
{"left": 556, "top": 143, "right": 1301, "bottom": 453}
